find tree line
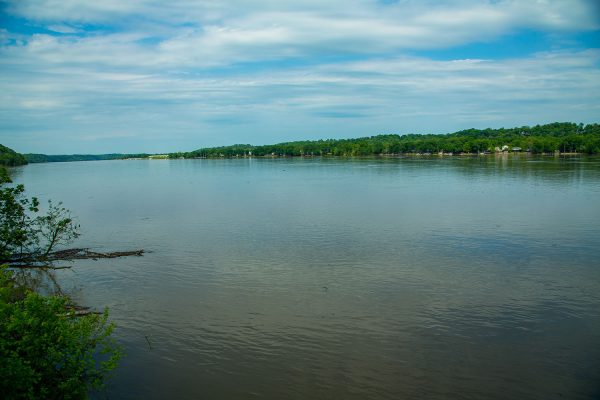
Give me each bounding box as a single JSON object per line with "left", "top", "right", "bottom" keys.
{"left": 0, "top": 147, "right": 149, "bottom": 165}
{"left": 24, "top": 153, "right": 150, "bottom": 163}
{"left": 170, "top": 122, "right": 600, "bottom": 158}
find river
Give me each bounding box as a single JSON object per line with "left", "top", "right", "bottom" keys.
{"left": 12, "top": 155, "right": 600, "bottom": 399}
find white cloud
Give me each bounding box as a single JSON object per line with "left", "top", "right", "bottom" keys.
{"left": 0, "top": 1, "right": 599, "bottom": 152}
{"left": 6, "top": 0, "right": 599, "bottom": 31}
{"left": 46, "top": 24, "right": 80, "bottom": 34}
{"left": 3, "top": 0, "right": 144, "bottom": 22}
{"left": 2, "top": 45, "right": 598, "bottom": 151}
{"left": 2, "top": 1, "right": 599, "bottom": 70}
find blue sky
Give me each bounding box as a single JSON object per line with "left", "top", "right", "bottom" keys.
{"left": 0, "top": 0, "right": 599, "bottom": 154}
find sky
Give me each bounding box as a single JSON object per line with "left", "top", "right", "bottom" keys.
{"left": 0, "top": 0, "right": 599, "bottom": 154}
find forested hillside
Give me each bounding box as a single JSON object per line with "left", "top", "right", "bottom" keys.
{"left": 171, "top": 122, "right": 600, "bottom": 158}
{"left": 0, "top": 144, "right": 27, "bottom": 166}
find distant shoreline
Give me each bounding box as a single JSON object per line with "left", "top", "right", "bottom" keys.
{"left": 166, "top": 151, "right": 589, "bottom": 160}
{"left": 20, "top": 151, "right": 595, "bottom": 164}
{"left": 170, "top": 122, "right": 600, "bottom": 159}
{"left": 7, "top": 122, "right": 600, "bottom": 164}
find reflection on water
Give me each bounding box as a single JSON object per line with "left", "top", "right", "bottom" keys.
{"left": 13, "top": 156, "right": 600, "bottom": 399}
{"left": 11, "top": 268, "right": 65, "bottom": 297}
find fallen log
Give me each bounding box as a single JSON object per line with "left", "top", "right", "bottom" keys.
{"left": 9, "top": 264, "right": 72, "bottom": 270}
{"left": 47, "top": 248, "right": 144, "bottom": 261}
{"left": 5, "top": 248, "right": 144, "bottom": 269}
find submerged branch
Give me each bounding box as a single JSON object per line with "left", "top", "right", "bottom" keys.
{"left": 5, "top": 248, "right": 144, "bottom": 269}
{"left": 9, "top": 264, "right": 72, "bottom": 270}
{"left": 47, "top": 248, "right": 145, "bottom": 261}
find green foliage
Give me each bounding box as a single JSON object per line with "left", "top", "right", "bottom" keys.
{"left": 0, "top": 144, "right": 27, "bottom": 167}
{"left": 0, "top": 266, "right": 121, "bottom": 400}
{"left": 170, "top": 122, "right": 600, "bottom": 158}
{"left": 36, "top": 202, "right": 81, "bottom": 257}
{"left": 0, "top": 168, "right": 40, "bottom": 261}
{"left": 0, "top": 168, "right": 80, "bottom": 262}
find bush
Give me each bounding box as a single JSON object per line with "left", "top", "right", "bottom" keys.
{"left": 0, "top": 266, "right": 121, "bottom": 399}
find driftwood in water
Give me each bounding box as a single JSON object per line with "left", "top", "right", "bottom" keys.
{"left": 9, "top": 264, "right": 72, "bottom": 270}
{"left": 47, "top": 248, "right": 144, "bottom": 261}
{"left": 7, "top": 248, "right": 144, "bottom": 269}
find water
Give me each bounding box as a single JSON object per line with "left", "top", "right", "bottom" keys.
{"left": 11, "top": 156, "right": 600, "bottom": 399}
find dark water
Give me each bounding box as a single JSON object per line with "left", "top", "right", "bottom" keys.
{"left": 12, "top": 156, "right": 600, "bottom": 399}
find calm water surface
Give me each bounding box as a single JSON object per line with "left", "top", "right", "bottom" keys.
{"left": 12, "top": 156, "right": 600, "bottom": 399}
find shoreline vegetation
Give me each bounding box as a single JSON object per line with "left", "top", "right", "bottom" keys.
{"left": 170, "top": 122, "right": 600, "bottom": 159}
{"left": 23, "top": 153, "right": 150, "bottom": 164}
{"left": 0, "top": 144, "right": 27, "bottom": 166}
{"left": 1, "top": 122, "right": 599, "bottom": 166}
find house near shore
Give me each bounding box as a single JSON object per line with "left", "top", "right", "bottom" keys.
{"left": 512, "top": 147, "right": 522, "bottom": 152}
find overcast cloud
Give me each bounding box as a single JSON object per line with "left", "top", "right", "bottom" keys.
{"left": 1, "top": 0, "right": 599, "bottom": 153}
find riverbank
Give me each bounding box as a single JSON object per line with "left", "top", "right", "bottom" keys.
{"left": 168, "top": 151, "right": 590, "bottom": 159}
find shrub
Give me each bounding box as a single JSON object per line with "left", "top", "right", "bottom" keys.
{"left": 0, "top": 266, "right": 122, "bottom": 399}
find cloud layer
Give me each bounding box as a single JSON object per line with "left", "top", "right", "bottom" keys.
{"left": 1, "top": 0, "right": 599, "bottom": 153}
